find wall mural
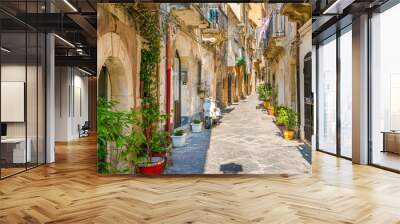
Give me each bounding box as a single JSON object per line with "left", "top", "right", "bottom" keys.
{"left": 97, "top": 3, "right": 312, "bottom": 175}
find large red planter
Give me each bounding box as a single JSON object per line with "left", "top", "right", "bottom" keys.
{"left": 138, "top": 157, "right": 165, "bottom": 175}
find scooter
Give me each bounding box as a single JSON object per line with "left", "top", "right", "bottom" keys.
{"left": 203, "top": 97, "right": 222, "bottom": 129}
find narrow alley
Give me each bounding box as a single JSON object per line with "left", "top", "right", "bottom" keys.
{"left": 167, "top": 94, "right": 311, "bottom": 175}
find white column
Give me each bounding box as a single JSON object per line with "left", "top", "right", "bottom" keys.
{"left": 352, "top": 14, "right": 369, "bottom": 164}
{"left": 46, "top": 32, "right": 55, "bottom": 163}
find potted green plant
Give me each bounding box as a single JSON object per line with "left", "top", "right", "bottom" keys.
{"left": 120, "top": 124, "right": 147, "bottom": 175}
{"left": 283, "top": 108, "right": 298, "bottom": 140}
{"left": 150, "top": 131, "right": 172, "bottom": 159}
{"left": 275, "top": 106, "right": 288, "bottom": 126}
{"left": 191, "top": 119, "right": 202, "bottom": 133}
{"left": 257, "top": 83, "right": 273, "bottom": 109}
{"left": 171, "top": 129, "right": 186, "bottom": 147}
{"left": 267, "top": 87, "right": 278, "bottom": 116}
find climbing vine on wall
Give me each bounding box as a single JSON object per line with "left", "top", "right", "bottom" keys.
{"left": 120, "top": 4, "right": 163, "bottom": 156}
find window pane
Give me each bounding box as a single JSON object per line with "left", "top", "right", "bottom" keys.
{"left": 371, "top": 4, "right": 400, "bottom": 171}
{"left": 340, "top": 28, "right": 352, "bottom": 158}
{"left": 318, "top": 36, "right": 337, "bottom": 154}
{"left": 1, "top": 31, "right": 27, "bottom": 177}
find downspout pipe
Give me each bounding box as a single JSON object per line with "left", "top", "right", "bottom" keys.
{"left": 165, "top": 25, "right": 172, "bottom": 134}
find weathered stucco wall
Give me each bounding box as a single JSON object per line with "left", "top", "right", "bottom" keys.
{"left": 172, "top": 31, "right": 216, "bottom": 121}
{"left": 97, "top": 4, "right": 142, "bottom": 110}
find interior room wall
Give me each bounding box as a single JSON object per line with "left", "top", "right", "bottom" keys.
{"left": 1, "top": 64, "right": 38, "bottom": 138}
{"left": 55, "top": 67, "right": 89, "bottom": 141}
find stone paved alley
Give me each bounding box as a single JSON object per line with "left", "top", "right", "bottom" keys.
{"left": 167, "top": 95, "right": 311, "bottom": 175}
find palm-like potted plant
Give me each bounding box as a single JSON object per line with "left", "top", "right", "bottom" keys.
{"left": 171, "top": 129, "right": 186, "bottom": 147}
{"left": 283, "top": 109, "right": 298, "bottom": 140}
{"left": 191, "top": 119, "right": 202, "bottom": 133}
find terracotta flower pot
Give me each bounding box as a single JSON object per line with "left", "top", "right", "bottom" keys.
{"left": 138, "top": 157, "right": 165, "bottom": 174}
{"left": 267, "top": 106, "right": 275, "bottom": 116}
{"left": 283, "top": 129, "right": 295, "bottom": 140}
{"left": 263, "top": 101, "right": 270, "bottom": 109}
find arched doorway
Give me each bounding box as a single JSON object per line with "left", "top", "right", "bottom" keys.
{"left": 98, "top": 57, "right": 130, "bottom": 110}
{"left": 227, "top": 73, "right": 232, "bottom": 105}
{"left": 98, "top": 66, "right": 109, "bottom": 99}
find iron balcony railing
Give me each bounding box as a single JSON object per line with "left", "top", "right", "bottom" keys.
{"left": 263, "top": 9, "right": 286, "bottom": 49}
{"left": 200, "top": 4, "right": 227, "bottom": 30}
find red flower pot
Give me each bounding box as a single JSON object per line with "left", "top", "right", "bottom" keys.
{"left": 138, "top": 157, "right": 165, "bottom": 175}
{"left": 151, "top": 152, "right": 168, "bottom": 168}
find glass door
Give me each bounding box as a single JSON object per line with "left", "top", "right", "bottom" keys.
{"left": 0, "top": 1, "right": 47, "bottom": 179}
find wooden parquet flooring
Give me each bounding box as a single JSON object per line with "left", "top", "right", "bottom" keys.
{"left": 1, "top": 136, "right": 400, "bottom": 223}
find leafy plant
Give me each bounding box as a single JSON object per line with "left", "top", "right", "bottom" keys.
{"left": 118, "top": 109, "right": 148, "bottom": 172}
{"left": 257, "top": 83, "right": 273, "bottom": 102}
{"left": 285, "top": 108, "right": 298, "bottom": 130}
{"left": 119, "top": 4, "right": 164, "bottom": 160}
{"left": 235, "top": 56, "right": 245, "bottom": 66}
{"left": 192, "top": 119, "right": 201, "bottom": 124}
{"left": 150, "top": 131, "right": 170, "bottom": 153}
{"left": 275, "top": 106, "right": 288, "bottom": 125}
{"left": 173, "top": 129, "right": 185, "bottom": 136}
{"left": 97, "top": 97, "right": 130, "bottom": 174}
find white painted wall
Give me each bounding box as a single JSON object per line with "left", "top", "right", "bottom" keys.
{"left": 55, "top": 67, "right": 89, "bottom": 141}
{"left": 1, "top": 63, "right": 46, "bottom": 163}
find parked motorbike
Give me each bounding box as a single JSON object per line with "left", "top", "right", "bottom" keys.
{"left": 203, "top": 98, "right": 222, "bottom": 129}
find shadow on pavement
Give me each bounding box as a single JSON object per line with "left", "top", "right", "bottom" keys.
{"left": 166, "top": 128, "right": 212, "bottom": 174}
{"left": 220, "top": 163, "right": 243, "bottom": 174}
{"left": 297, "top": 144, "right": 312, "bottom": 165}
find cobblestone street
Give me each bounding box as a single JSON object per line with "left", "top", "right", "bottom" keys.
{"left": 167, "top": 94, "right": 311, "bottom": 175}
{"left": 166, "top": 129, "right": 211, "bottom": 174}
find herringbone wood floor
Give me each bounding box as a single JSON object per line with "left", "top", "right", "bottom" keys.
{"left": 1, "top": 136, "right": 400, "bottom": 224}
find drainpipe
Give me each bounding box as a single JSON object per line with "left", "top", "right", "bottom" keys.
{"left": 165, "top": 25, "right": 171, "bottom": 133}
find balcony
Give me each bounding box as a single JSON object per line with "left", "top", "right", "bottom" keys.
{"left": 263, "top": 10, "right": 286, "bottom": 60}
{"left": 201, "top": 6, "right": 228, "bottom": 44}
{"left": 281, "top": 3, "right": 311, "bottom": 27}
{"left": 170, "top": 3, "right": 208, "bottom": 28}
{"left": 264, "top": 11, "right": 286, "bottom": 45}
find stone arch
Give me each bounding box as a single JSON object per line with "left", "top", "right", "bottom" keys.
{"left": 97, "top": 5, "right": 142, "bottom": 110}
{"left": 98, "top": 32, "right": 135, "bottom": 110}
